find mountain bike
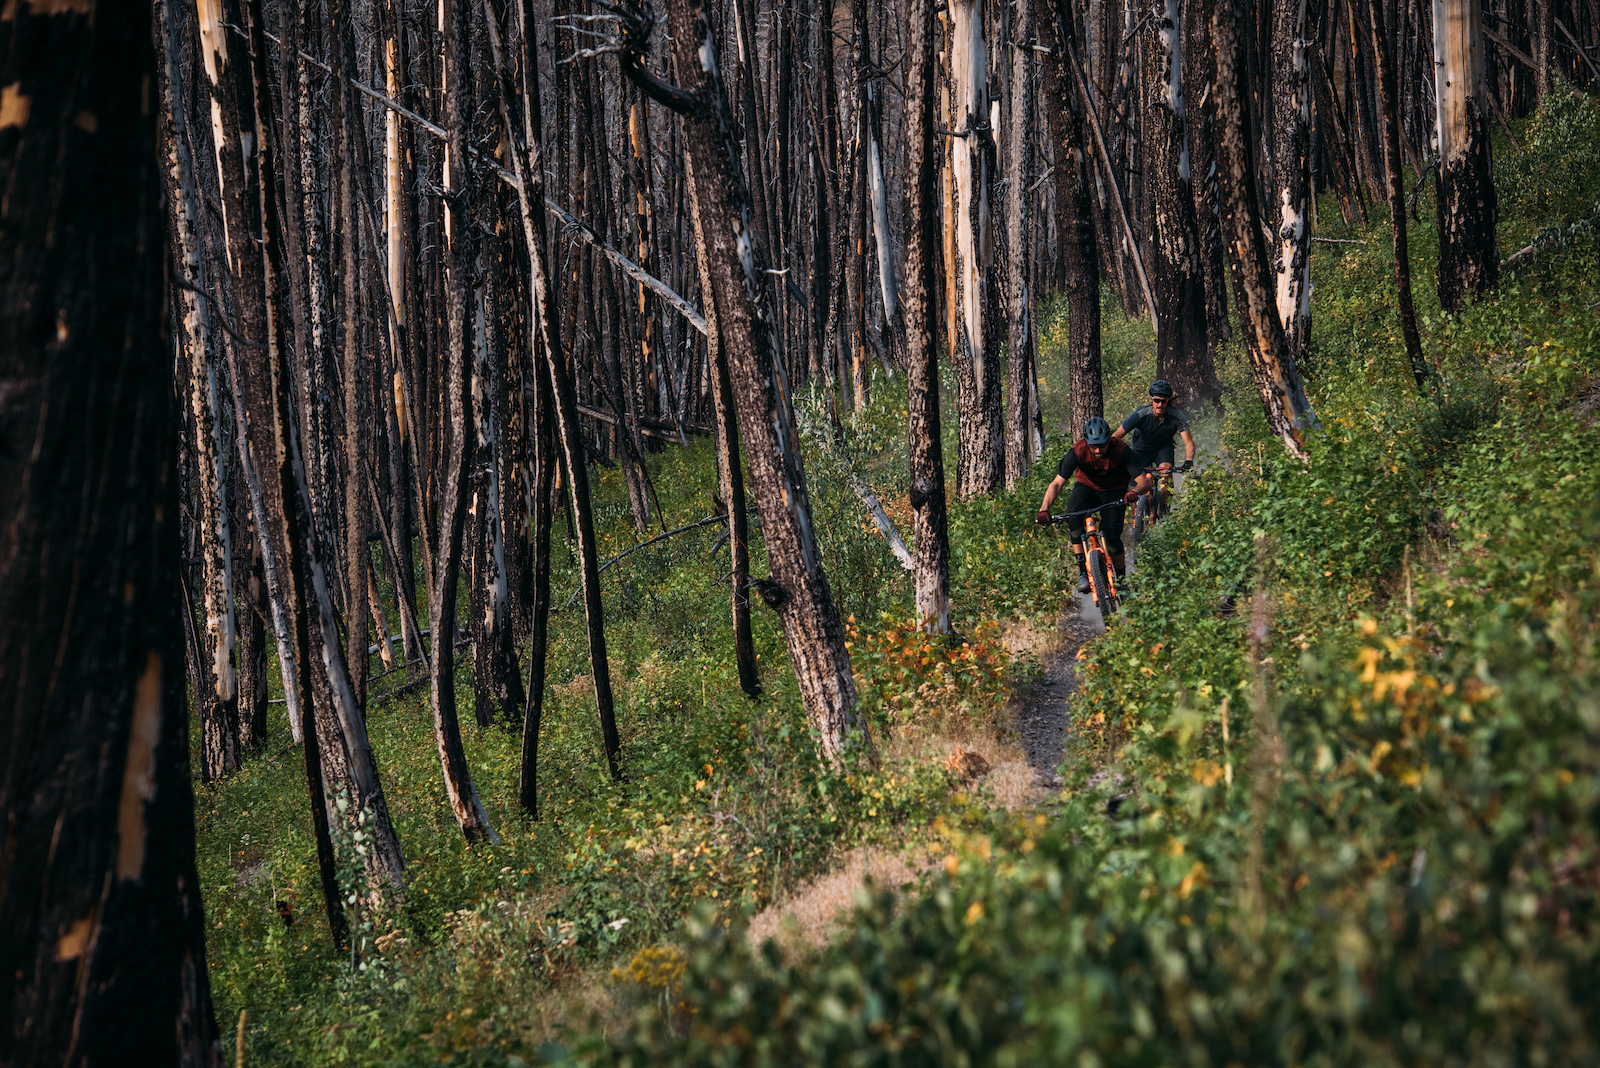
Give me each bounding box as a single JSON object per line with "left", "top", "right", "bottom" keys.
{"left": 1049, "top": 500, "right": 1124, "bottom": 619}
{"left": 1131, "top": 459, "right": 1193, "bottom": 538}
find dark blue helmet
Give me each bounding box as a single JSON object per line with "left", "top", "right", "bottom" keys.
{"left": 1084, "top": 416, "right": 1113, "bottom": 445}
{"left": 1149, "top": 379, "right": 1174, "bottom": 398}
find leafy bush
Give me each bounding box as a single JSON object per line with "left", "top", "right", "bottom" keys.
{"left": 1496, "top": 81, "right": 1600, "bottom": 228}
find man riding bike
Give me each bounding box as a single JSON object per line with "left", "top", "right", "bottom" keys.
{"left": 1035, "top": 417, "right": 1141, "bottom": 594}
{"left": 1114, "top": 380, "right": 1196, "bottom": 503}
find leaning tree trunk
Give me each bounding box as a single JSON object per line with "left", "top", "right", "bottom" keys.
{"left": 248, "top": 0, "right": 407, "bottom": 897}
{"left": 621, "top": 0, "right": 869, "bottom": 763}
{"left": 0, "top": 0, "right": 221, "bottom": 1059}
{"left": 688, "top": 158, "right": 763, "bottom": 697}
{"left": 905, "top": 0, "right": 955, "bottom": 635}
{"left": 1040, "top": 0, "right": 1103, "bottom": 435}
{"left": 198, "top": 0, "right": 344, "bottom": 929}
{"left": 1368, "top": 0, "right": 1428, "bottom": 388}
{"left": 483, "top": 0, "right": 623, "bottom": 785}
{"left": 430, "top": 0, "right": 499, "bottom": 842}
{"left": 1271, "top": 0, "right": 1313, "bottom": 360}
{"left": 1146, "top": 0, "right": 1219, "bottom": 407}
{"left": 1432, "top": 0, "right": 1498, "bottom": 312}
{"left": 948, "top": 0, "right": 1004, "bottom": 498}
{"left": 1213, "top": 0, "right": 1317, "bottom": 459}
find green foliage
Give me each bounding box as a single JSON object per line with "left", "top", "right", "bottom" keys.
{"left": 195, "top": 121, "right": 1600, "bottom": 1066}
{"left": 1496, "top": 82, "right": 1600, "bottom": 229}
{"left": 569, "top": 163, "right": 1600, "bottom": 1067}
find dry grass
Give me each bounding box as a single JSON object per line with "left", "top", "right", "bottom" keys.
{"left": 745, "top": 841, "right": 936, "bottom": 953}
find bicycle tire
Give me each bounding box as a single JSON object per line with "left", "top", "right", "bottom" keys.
{"left": 1088, "top": 547, "right": 1118, "bottom": 617}
{"left": 1131, "top": 495, "right": 1148, "bottom": 538}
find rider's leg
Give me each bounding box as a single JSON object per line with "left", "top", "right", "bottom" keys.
{"left": 1065, "top": 483, "right": 1095, "bottom": 593}
{"left": 1104, "top": 499, "right": 1128, "bottom": 579}
{"left": 1156, "top": 462, "right": 1174, "bottom": 510}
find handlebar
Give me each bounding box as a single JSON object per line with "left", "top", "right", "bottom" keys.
{"left": 1045, "top": 499, "right": 1126, "bottom": 522}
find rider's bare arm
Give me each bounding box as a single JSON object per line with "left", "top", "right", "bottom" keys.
{"left": 1181, "top": 429, "right": 1196, "bottom": 462}
{"left": 1038, "top": 474, "right": 1069, "bottom": 517}
{"left": 1111, "top": 425, "right": 1128, "bottom": 440}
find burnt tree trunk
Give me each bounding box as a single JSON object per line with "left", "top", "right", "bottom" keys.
{"left": 1270, "top": 0, "right": 1313, "bottom": 359}
{"left": 0, "top": 0, "right": 221, "bottom": 1058}
{"left": 1368, "top": 0, "right": 1428, "bottom": 387}
{"left": 1041, "top": 0, "right": 1104, "bottom": 434}
{"left": 905, "top": 0, "right": 955, "bottom": 634}
{"left": 1183, "top": 0, "right": 1229, "bottom": 349}
{"left": 688, "top": 156, "right": 762, "bottom": 698}
{"left": 484, "top": 0, "right": 623, "bottom": 784}
{"left": 1146, "top": 0, "right": 1219, "bottom": 407}
{"left": 160, "top": 0, "right": 238, "bottom": 782}
{"left": 622, "top": 0, "right": 869, "bottom": 762}
{"left": 1003, "top": 0, "right": 1038, "bottom": 488}
{"left": 948, "top": 0, "right": 1005, "bottom": 498}
{"left": 1214, "top": 0, "right": 1318, "bottom": 458}
{"left": 430, "top": 0, "right": 500, "bottom": 841}
{"left": 1433, "top": 0, "right": 1499, "bottom": 312}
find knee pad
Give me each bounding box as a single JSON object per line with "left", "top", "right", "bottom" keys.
{"left": 1106, "top": 535, "right": 1125, "bottom": 555}
{"left": 1068, "top": 531, "right": 1086, "bottom": 546}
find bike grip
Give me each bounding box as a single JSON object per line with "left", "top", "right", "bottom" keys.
{"left": 1035, "top": 510, "right": 1050, "bottom": 525}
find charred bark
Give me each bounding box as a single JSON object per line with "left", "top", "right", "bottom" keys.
{"left": 1368, "top": 0, "right": 1428, "bottom": 387}
{"left": 1433, "top": 0, "right": 1499, "bottom": 312}
{"left": 1213, "top": 0, "right": 1318, "bottom": 458}
{"left": 0, "top": 0, "right": 221, "bottom": 1057}
{"left": 905, "top": 0, "right": 955, "bottom": 634}
{"left": 1040, "top": 0, "right": 1104, "bottom": 434}
{"left": 620, "top": 0, "right": 869, "bottom": 762}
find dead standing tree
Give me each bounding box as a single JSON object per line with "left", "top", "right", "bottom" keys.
{"left": 481, "top": 0, "right": 625, "bottom": 793}
{"left": 0, "top": 0, "right": 222, "bottom": 1058}
{"left": 1367, "top": 0, "right": 1428, "bottom": 388}
{"left": 1433, "top": 0, "right": 1499, "bottom": 312}
{"left": 905, "top": 0, "right": 955, "bottom": 635}
{"left": 1270, "top": 0, "right": 1314, "bottom": 361}
{"left": 430, "top": 0, "right": 501, "bottom": 841}
{"left": 1144, "top": 0, "right": 1219, "bottom": 407}
{"left": 159, "top": 0, "right": 239, "bottom": 784}
{"left": 947, "top": 0, "right": 1005, "bottom": 498}
{"left": 1039, "top": 0, "right": 1103, "bottom": 435}
{"left": 1213, "top": 0, "right": 1318, "bottom": 460}
{"left": 614, "top": 0, "right": 870, "bottom": 762}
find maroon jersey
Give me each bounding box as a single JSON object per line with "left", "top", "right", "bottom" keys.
{"left": 1056, "top": 438, "right": 1134, "bottom": 492}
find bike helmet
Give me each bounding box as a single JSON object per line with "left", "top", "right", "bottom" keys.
{"left": 1149, "top": 379, "right": 1174, "bottom": 398}
{"left": 1084, "top": 416, "right": 1113, "bottom": 445}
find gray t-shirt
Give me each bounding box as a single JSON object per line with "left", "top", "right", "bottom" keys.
{"left": 1121, "top": 404, "right": 1189, "bottom": 453}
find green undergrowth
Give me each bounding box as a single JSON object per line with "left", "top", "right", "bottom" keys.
{"left": 196, "top": 88, "right": 1600, "bottom": 1066}
{"left": 197, "top": 290, "right": 1104, "bottom": 1063}
{"left": 576, "top": 94, "right": 1600, "bottom": 1065}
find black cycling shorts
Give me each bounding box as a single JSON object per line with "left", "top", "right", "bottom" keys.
{"left": 1127, "top": 441, "right": 1176, "bottom": 471}
{"left": 1064, "top": 482, "right": 1126, "bottom": 555}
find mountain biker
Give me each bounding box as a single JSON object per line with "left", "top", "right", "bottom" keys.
{"left": 1035, "top": 416, "right": 1141, "bottom": 594}
{"left": 1114, "top": 380, "right": 1196, "bottom": 501}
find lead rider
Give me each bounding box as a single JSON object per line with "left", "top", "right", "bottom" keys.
{"left": 1035, "top": 417, "right": 1141, "bottom": 594}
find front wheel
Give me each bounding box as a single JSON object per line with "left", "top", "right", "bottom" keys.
{"left": 1131, "top": 494, "right": 1148, "bottom": 538}
{"left": 1087, "top": 547, "right": 1118, "bottom": 617}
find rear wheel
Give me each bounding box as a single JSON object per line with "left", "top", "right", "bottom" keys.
{"left": 1087, "top": 547, "right": 1118, "bottom": 617}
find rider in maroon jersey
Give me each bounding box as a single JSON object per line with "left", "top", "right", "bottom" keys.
{"left": 1035, "top": 417, "right": 1140, "bottom": 593}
